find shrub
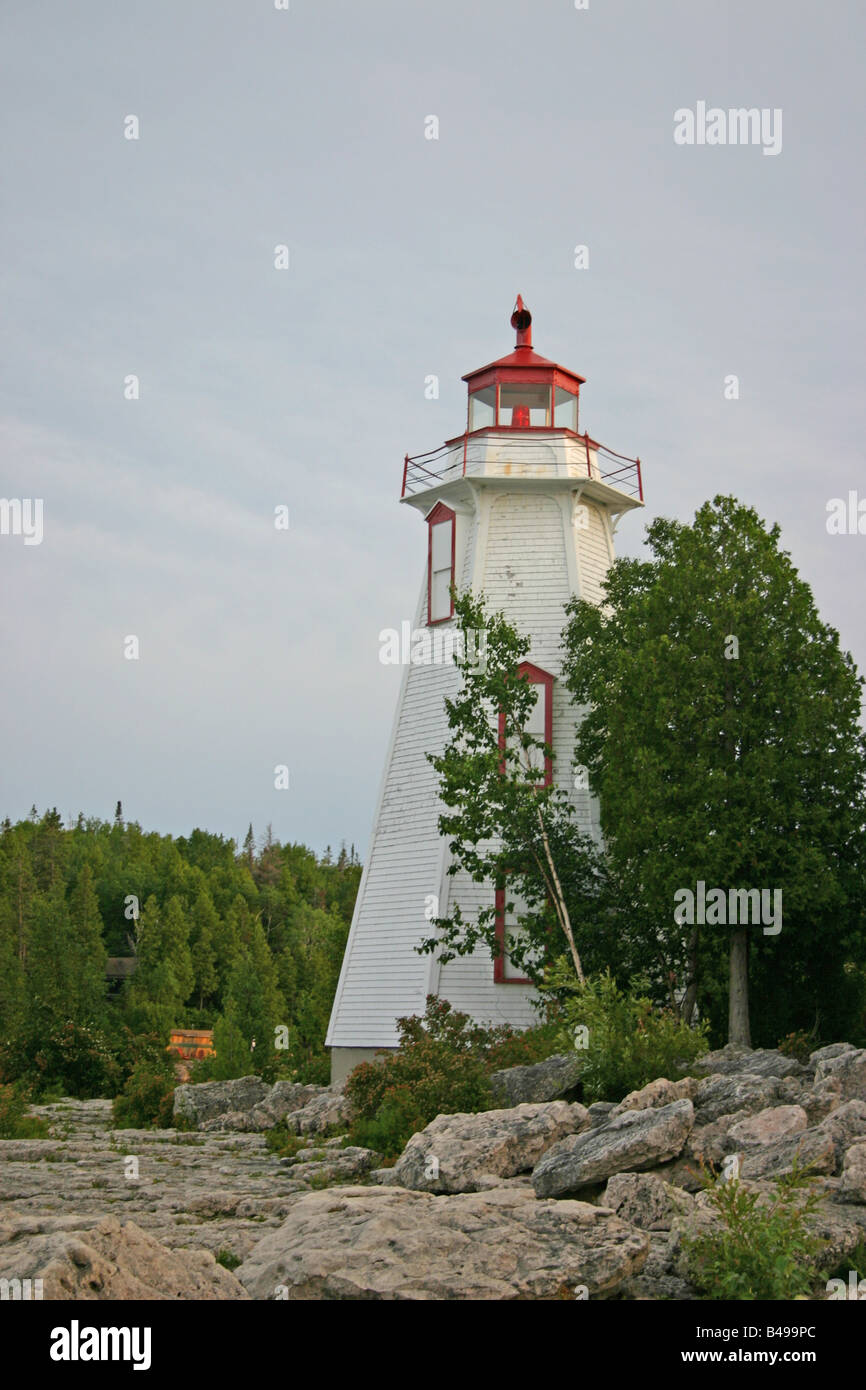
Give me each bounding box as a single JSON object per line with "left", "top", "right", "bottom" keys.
{"left": 0, "top": 1083, "right": 49, "bottom": 1138}
{"left": 263, "top": 1125, "right": 307, "bottom": 1160}
{"left": 0, "top": 1020, "right": 120, "bottom": 1099}
{"left": 344, "top": 997, "right": 497, "bottom": 1156}
{"left": 112, "top": 1056, "right": 177, "bottom": 1129}
{"left": 778, "top": 1029, "right": 818, "bottom": 1064}
{"left": 549, "top": 965, "right": 709, "bottom": 1104}
{"left": 215, "top": 1248, "right": 241, "bottom": 1271}
{"left": 683, "top": 1160, "right": 827, "bottom": 1300}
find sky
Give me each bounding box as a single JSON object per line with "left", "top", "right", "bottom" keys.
{"left": 1, "top": 0, "right": 864, "bottom": 857}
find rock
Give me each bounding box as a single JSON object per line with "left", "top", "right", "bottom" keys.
{"left": 284, "top": 1090, "right": 352, "bottom": 1137}
{"left": 173, "top": 1076, "right": 271, "bottom": 1129}
{"left": 588, "top": 1102, "right": 617, "bottom": 1126}
{"left": 737, "top": 1129, "right": 836, "bottom": 1181}
{"left": 838, "top": 1143, "right": 866, "bottom": 1204}
{"left": 814, "top": 1049, "right": 866, "bottom": 1104}
{"left": 601, "top": 1173, "right": 695, "bottom": 1231}
{"left": 689, "top": 1110, "right": 753, "bottom": 1167}
{"left": 0, "top": 1211, "right": 247, "bottom": 1300}
{"left": 532, "top": 1100, "right": 695, "bottom": 1198}
{"left": 689, "top": 1046, "right": 805, "bottom": 1080}
{"left": 392, "top": 1102, "right": 590, "bottom": 1194}
{"left": 809, "top": 1043, "right": 856, "bottom": 1068}
{"left": 235, "top": 1185, "right": 648, "bottom": 1299}
{"left": 281, "top": 1147, "right": 379, "bottom": 1184}
{"left": 817, "top": 1100, "right": 866, "bottom": 1167}
{"left": 613, "top": 1077, "right": 699, "bottom": 1115}
{"left": 489, "top": 1053, "right": 583, "bottom": 1107}
{"left": 248, "top": 1081, "right": 323, "bottom": 1128}
{"left": 693, "top": 1072, "right": 784, "bottom": 1125}
{"left": 727, "top": 1105, "right": 809, "bottom": 1147}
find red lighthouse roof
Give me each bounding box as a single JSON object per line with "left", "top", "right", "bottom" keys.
{"left": 462, "top": 295, "right": 586, "bottom": 392}
{"left": 462, "top": 296, "right": 585, "bottom": 433}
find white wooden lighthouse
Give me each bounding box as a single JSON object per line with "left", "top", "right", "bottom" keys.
{"left": 327, "top": 298, "right": 644, "bottom": 1082}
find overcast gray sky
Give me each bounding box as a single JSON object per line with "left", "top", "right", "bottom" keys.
{"left": 1, "top": 0, "right": 864, "bottom": 855}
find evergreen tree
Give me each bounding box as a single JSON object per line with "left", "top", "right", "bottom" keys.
{"left": 562, "top": 495, "right": 866, "bottom": 1046}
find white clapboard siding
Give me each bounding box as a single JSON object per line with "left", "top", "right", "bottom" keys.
{"left": 327, "top": 477, "right": 627, "bottom": 1057}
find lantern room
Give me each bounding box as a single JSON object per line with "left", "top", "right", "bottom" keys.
{"left": 463, "top": 295, "right": 585, "bottom": 434}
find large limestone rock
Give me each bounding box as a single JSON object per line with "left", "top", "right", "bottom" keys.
{"left": 817, "top": 1100, "right": 866, "bottom": 1167}
{"left": 173, "top": 1076, "right": 270, "bottom": 1129}
{"left": 0, "top": 1212, "right": 247, "bottom": 1300}
{"left": 391, "top": 1102, "right": 590, "bottom": 1194}
{"left": 689, "top": 1046, "right": 805, "bottom": 1081}
{"left": 532, "top": 1099, "right": 694, "bottom": 1198}
{"left": 612, "top": 1078, "right": 698, "bottom": 1115}
{"left": 692, "top": 1072, "right": 784, "bottom": 1125}
{"left": 737, "top": 1129, "right": 836, "bottom": 1181}
{"left": 235, "top": 1185, "right": 648, "bottom": 1299}
{"left": 727, "top": 1105, "right": 808, "bottom": 1147}
{"left": 838, "top": 1143, "right": 866, "bottom": 1204}
{"left": 489, "top": 1054, "right": 583, "bottom": 1107}
{"left": 602, "top": 1172, "right": 695, "bottom": 1231}
{"left": 283, "top": 1089, "right": 351, "bottom": 1137}
{"left": 814, "top": 1049, "right": 866, "bottom": 1104}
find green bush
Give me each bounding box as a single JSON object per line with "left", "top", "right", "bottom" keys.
{"left": 0, "top": 1020, "right": 120, "bottom": 1100}
{"left": 778, "top": 1029, "right": 818, "bottom": 1064}
{"left": 683, "top": 1161, "right": 827, "bottom": 1300}
{"left": 550, "top": 966, "right": 709, "bottom": 1103}
{"left": 112, "top": 1056, "right": 177, "bottom": 1129}
{"left": 0, "top": 1083, "right": 49, "bottom": 1138}
{"left": 344, "top": 997, "right": 499, "bottom": 1157}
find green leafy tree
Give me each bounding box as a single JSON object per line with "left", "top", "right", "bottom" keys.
{"left": 562, "top": 495, "right": 866, "bottom": 1046}
{"left": 422, "top": 590, "right": 605, "bottom": 985}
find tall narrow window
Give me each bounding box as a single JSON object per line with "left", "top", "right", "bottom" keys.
{"left": 426, "top": 502, "right": 455, "bottom": 625}
{"left": 497, "top": 661, "right": 554, "bottom": 787}
{"left": 494, "top": 885, "right": 534, "bottom": 983}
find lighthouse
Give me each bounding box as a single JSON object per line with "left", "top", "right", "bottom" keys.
{"left": 327, "top": 298, "right": 644, "bottom": 1083}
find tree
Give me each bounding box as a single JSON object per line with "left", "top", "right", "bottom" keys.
{"left": 421, "top": 590, "right": 605, "bottom": 986}
{"left": 242, "top": 823, "right": 255, "bottom": 873}
{"left": 127, "top": 895, "right": 194, "bottom": 1033}
{"left": 190, "top": 888, "right": 219, "bottom": 1010}
{"left": 562, "top": 495, "right": 866, "bottom": 1047}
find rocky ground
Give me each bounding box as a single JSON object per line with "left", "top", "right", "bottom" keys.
{"left": 2, "top": 1043, "right": 865, "bottom": 1299}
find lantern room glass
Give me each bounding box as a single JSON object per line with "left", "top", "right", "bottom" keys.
{"left": 553, "top": 387, "right": 578, "bottom": 431}
{"left": 498, "top": 384, "right": 550, "bottom": 427}
{"left": 468, "top": 386, "right": 496, "bottom": 430}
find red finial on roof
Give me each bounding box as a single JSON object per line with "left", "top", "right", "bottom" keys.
{"left": 510, "top": 294, "right": 532, "bottom": 349}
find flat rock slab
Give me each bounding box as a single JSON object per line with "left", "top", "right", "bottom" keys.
{"left": 489, "top": 1054, "right": 583, "bottom": 1107}
{"left": 392, "top": 1102, "right": 590, "bottom": 1194}
{"left": 0, "top": 1212, "right": 247, "bottom": 1300}
{"left": 689, "top": 1047, "right": 805, "bottom": 1080}
{"left": 235, "top": 1185, "right": 648, "bottom": 1300}
{"left": 532, "top": 1099, "right": 694, "bottom": 1198}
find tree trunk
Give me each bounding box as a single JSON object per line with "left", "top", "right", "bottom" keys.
{"left": 728, "top": 927, "right": 751, "bottom": 1046}
{"left": 681, "top": 927, "right": 699, "bottom": 1025}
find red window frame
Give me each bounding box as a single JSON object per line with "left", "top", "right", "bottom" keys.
{"left": 496, "top": 661, "right": 554, "bottom": 788}
{"left": 494, "top": 884, "right": 532, "bottom": 984}
{"left": 494, "top": 661, "right": 554, "bottom": 983}
{"left": 426, "top": 502, "right": 456, "bottom": 626}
